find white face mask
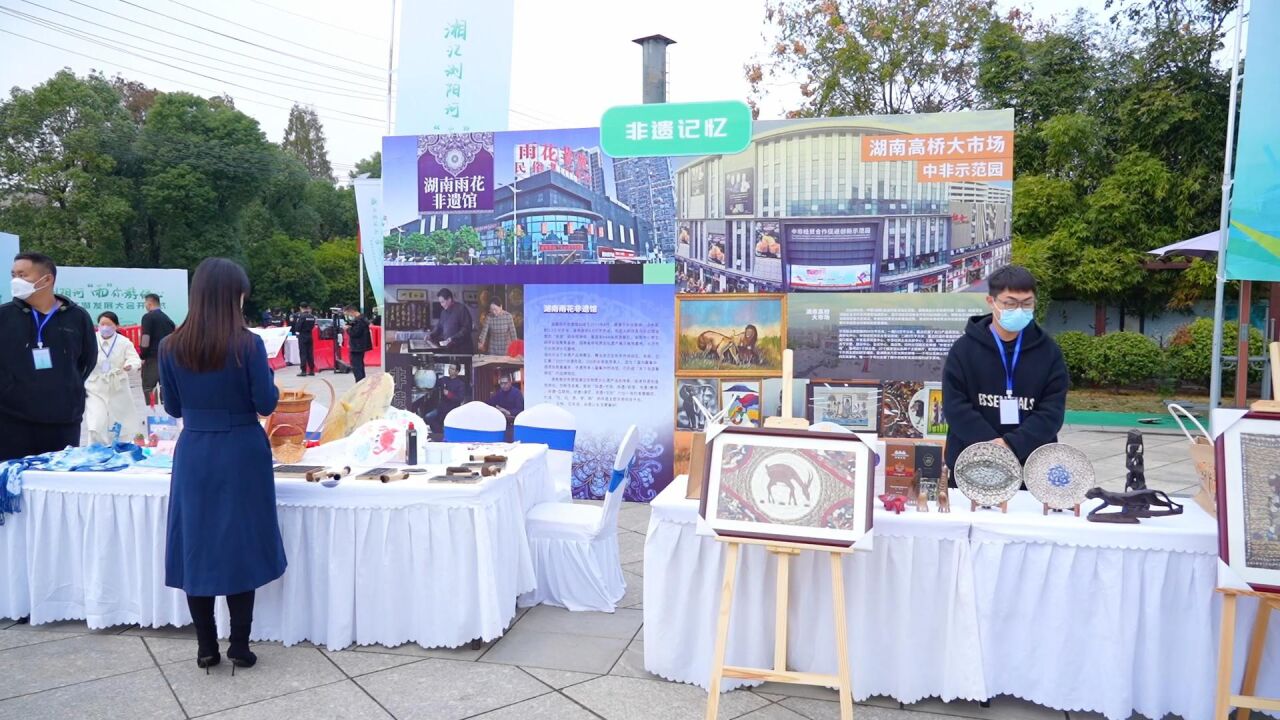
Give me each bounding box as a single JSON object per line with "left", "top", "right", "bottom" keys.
{"left": 11, "top": 276, "right": 44, "bottom": 300}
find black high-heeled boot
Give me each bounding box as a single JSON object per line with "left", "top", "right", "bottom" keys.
{"left": 225, "top": 591, "right": 257, "bottom": 674}
{"left": 186, "top": 594, "right": 220, "bottom": 673}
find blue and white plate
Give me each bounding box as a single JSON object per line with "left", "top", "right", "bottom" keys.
{"left": 1024, "top": 443, "right": 1094, "bottom": 510}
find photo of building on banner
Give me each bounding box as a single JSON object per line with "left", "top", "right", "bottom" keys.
{"left": 383, "top": 127, "right": 676, "bottom": 266}
{"left": 674, "top": 109, "right": 1013, "bottom": 294}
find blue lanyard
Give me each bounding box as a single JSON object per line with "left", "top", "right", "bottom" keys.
{"left": 31, "top": 307, "right": 56, "bottom": 348}
{"left": 990, "top": 325, "right": 1023, "bottom": 397}
{"left": 103, "top": 334, "right": 119, "bottom": 359}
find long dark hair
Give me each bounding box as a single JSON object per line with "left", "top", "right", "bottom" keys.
{"left": 166, "top": 258, "right": 252, "bottom": 372}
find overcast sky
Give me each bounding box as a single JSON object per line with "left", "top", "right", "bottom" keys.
{"left": 0, "top": 0, "right": 1243, "bottom": 177}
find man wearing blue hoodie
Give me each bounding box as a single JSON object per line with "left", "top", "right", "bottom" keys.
{"left": 942, "top": 265, "right": 1068, "bottom": 472}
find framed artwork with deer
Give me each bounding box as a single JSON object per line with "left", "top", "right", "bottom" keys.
{"left": 675, "top": 293, "right": 786, "bottom": 377}
{"left": 698, "top": 426, "right": 875, "bottom": 547}
{"left": 1216, "top": 411, "right": 1280, "bottom": 593}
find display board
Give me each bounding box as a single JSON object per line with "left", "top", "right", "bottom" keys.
{"left": 381, "top": 108, "right": 1014, "bottom": 500}
{"left": 55, "top": 266, "right": 188, "bottom": 326}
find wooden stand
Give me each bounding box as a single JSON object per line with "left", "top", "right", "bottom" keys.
{"left": 764, "top": 349, "right": 810, "bottom": 430}
{"left": 705, "top": 536, "right": 856, "bottom": 720}
{"left": 1253, "top": 342, "right": 1280, "bottom": 413}
{"left": 1042, "top": 503, "right": 1081, "bottom": 517}
{"left": 971, "top": 500, "right": 1008, "bottom": 513}
{"left": 1214, "top": 588, "right": 1280, "bottom": 719}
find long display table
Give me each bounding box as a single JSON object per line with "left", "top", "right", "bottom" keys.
{"left": 644, "top": 482, "right": 1280, "bottom": 720}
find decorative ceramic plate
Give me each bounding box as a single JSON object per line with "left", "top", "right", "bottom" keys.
{"left": 953, "top": 442, "right": 1023, "bottom": 506}
{"left": 1023, "top": 443, "right": 1095, "bottom": 510}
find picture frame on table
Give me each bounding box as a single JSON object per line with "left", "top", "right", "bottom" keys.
{"left": 924, "top": 383, "right": 947, "bottom": 438}
{"left": 880, "top": 380, "right": 926, "bottom": 439}
{"left": 676, "top": 378, "right": 720, "bottom": 431}
{"left": 675, "top": 293, "right": 786, "bottom": 377}
{"left": 806, "top": 380, "right": 879, "bottom": 432}
{"left": 698, "top": 426, "right": 875, "bottom": 547}
{"left": 720, "top": 380, "right": 763, "bottom": 428}
{"left": 1215, "top": 411, "right": 1280, "bottom": 593}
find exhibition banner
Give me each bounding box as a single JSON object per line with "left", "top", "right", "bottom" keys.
{"left": 354, "top": 178, "right": 387, "bottom": 310}
{"left": 0, "top": 232, "right": 18, "bottom": 302}
{"left": 394, "top": 0, "right": 514, "bottom": 135}
{"left": 57, "top": 267, "right": 188, "bottom": 326}
{"left": 1225, "top": 0, "right": 1280, "bottom": 281}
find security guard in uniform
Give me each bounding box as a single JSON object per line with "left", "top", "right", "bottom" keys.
{"left": 291, "top": 303, "right": 318, "bottom": 376}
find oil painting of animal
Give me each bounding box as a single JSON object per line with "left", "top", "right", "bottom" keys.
{"left": 676, "top": 294, "right": 785, "bottom": 377}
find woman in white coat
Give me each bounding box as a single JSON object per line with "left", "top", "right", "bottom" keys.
{"left": 85, "top": 311, "right": 143, "bottom": 445}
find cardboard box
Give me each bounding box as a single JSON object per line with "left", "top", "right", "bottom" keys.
{"left": 885, "top": 443, "right": 915, "bottom": 497}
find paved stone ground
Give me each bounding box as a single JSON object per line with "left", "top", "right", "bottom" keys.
{"left": 19, "top": 365, "right": 1206, "bottom": 719}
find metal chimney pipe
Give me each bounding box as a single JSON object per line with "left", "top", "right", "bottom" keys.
{"left": 633, "top": 35, "right": 676, "bottom": 104}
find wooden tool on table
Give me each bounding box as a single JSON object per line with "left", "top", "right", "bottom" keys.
{"left": 763, "top": 349, "right": 809, "bottom": 430}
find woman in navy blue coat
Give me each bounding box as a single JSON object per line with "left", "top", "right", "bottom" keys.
{"left": 160, "top": 258, "right": 285, "bottom": 672}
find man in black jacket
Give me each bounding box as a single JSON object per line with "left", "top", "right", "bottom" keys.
{"left": 942, "top": 265, "right": 1068, "bottom": 472}
{"left": 429, "top": 288, "right": 473, "bottom": 354}
{"left": 1, "top": 252, "right": 98, "bottom": 462}
{"left": 139, "top": 293, "right": 175, "bottom": 406}
{"left": 344, "top": 304, "right": 373, "bottom": 383}
{"left": 292, "top": 303, "right": 318, "bottom": 376}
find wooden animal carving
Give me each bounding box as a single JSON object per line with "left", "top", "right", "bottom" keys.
{"left": 938, "top": 471, "right": 951, "bottom": 513}
{"left": 765, "top": 463, "right": 815, "bottom": 506}
{"left": 1085, "top": 487, "right": 1183, "bottom": 524}
{"left": 1124, "top": 430, "right": 1147, "bottom": 492}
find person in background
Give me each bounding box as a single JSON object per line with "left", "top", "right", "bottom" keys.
{"left": 942, "top": 265, "right": 1068, "bottom": 474}
{"left": 139, "top": 293, "right": 176, "bottom": 407}
{"left": 85, "top": 311, "right": 142, "bottom": 445}
{"left": 260, "top": 308, "right": 274, "bottom": 327}
{"left": 369, "top": 307, "right": 382, "bottom": 327}
{"left": 477, "top": 297, "right": 518, "bottom": 355}
{"left": 160, "top": 257, "right": 284, "bottom": 673}
{"left": 291, "top": 303, "right": 317, "bottom": 376}
{"left": 344, "top": 304, "right": 372, "bottom": 383}
{"left": 488, "top": 374, "right": 524, "bottom": 421}
{"left": 429, "top": 288, "right": 473, "bottom": 353}
{"left": 0, "top": 252, "right": 98, "bottom": 461}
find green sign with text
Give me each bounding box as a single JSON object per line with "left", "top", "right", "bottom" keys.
{"left": 600, "top": 100, "right": 753, "bottom": 158}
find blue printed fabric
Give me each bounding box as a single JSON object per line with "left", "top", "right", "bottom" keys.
{"left": 1, "top": 442, "right": 144, "bottom": 525}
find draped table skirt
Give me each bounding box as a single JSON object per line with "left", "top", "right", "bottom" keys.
{"left": 1, "top": 445, "right": 551, "bottom": 651}
{"left": 645, "top": 483, "right": 1280, "bottom": 720}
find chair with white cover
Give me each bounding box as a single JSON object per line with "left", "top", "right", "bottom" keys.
{"left": 514, "top": 403, "right": 576, "bottom": 502}
{"left": 518, "top": 425, "right": 638, "bottom": 612}
{"left": 443, "top": 401, "right": 506, "bottom": 443}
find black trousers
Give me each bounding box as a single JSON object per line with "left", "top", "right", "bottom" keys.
{"left": 0, "top": 419, "right": 80, "bottom": 463}
{"left": 141, "top": 358, "right": 160, "bottom": 406}
{"left": 298, "top": 340, "right": 316, "bottom": 374}
{"left": 349, "top": 350, "right": 366, "bottom": 383}
{"left": 186, "top": 591, "right": 255, "bottom": 640}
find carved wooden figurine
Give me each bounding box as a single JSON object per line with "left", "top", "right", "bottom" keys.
{"left": 1085, "top": 487, "right": 1183, "bottom": 524}
{"left": 1124, "top": 430, "right": 1147, "bottom": 492}
{"left": 938, "top": 468, "right": 951, "bottom": 513}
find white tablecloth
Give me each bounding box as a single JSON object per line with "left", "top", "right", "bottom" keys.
{"left": 645, "top": 482, "right": 1280, "bottom": 720}
{"left": 1, "top": 445, "right": 553, "bottom": 651}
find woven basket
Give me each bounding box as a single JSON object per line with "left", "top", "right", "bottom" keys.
{"left": 268, "top": 423, "right": 307, "bottom": 464}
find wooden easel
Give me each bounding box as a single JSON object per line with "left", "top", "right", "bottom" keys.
{"left": 1214, "top": 588, "right": 1280, "bottom": 719}
{"left": 704, "top": 536, "right": 856, "bottom": 720}
{"left": 763, "top": 349, "right": 809, "bottom": 431}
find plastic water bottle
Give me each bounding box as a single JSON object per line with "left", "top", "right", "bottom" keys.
{"left": 406, "top": 423, "right": 419, "bottom": 465}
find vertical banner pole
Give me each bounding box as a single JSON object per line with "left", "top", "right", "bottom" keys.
{"left": 1210, "top": 4, "right": 1247, "bottom": 411}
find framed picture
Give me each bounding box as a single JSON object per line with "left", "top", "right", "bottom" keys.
{"left": 699, "top": 426, "right": 875, "bottom": 547}
{"left": 924, "top": 383, "right": 947, "bottom": 438}
{"left": 806, "top": 380, "right": 879, "bottom": 432}
{"left": 676, "top": 293, "right": 786, "bottom": 377}
{"left": 880, "top": 381, "right": 925, "bottom": 439}
{"left": 721, "top": 380, "right": 762, "bottom": 428}
{"left": 1216, "top": 412, "right": 1280, "bottom": 593}
{"left": 676, "top": 379, "right": 720, "bottom": 431}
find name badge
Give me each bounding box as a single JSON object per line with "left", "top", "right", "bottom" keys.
{"left": 32, "top": 347, "right": 53, "bottom": 370}
{"left": 999, "top": 396, "right": 1020, "bottom": 425}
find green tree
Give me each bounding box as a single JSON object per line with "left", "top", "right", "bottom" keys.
{"left": 747, "top": 0, "right": 997, "bottom": 117}
{"left": 314, "top": 237, "right": 373, "bottom": 309}
{"left": 246, "top": 232, "right": 328, "bottom": 316}
{"left": 280, "top": 104, "right": 334, "bottom": 182}
{"left": 0, "top": 70, "right": 136, "bottom": 265}
{"left": 349, "top": 151, "right": 381, "bottom": 179}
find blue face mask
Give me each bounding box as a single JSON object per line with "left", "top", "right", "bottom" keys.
{"left": 997, "top": 307, "right": 1033, "bottom": 333}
